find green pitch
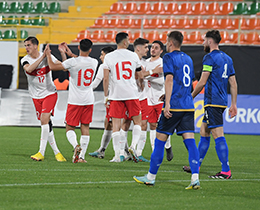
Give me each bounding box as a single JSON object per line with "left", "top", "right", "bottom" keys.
{"left": 0, "top": 126, "right": 259, "bottom": 210}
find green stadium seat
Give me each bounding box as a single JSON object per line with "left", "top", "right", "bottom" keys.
{"left": 243, "top": 2, "right": 260, "bottom": 15}
{"left": 32, "top": 15, "right": 45, "bottom": 26}
{"left": 20, "top": 30, "right": 28, "bottom": 39}
{"left": 34, "top": 2, "right": 49, "bottom": 14}
{"left": 21, "top": 16, "right": 32, "bottom": 25}
{"left": 0, "top": 15, "right": 6, "bottom": 25}
{"left": 0, "top": 2, "right": 9, "bottom": 13}
{"left": 47, "top": 2, "right": 61, "bottom": 14}
{"left": 8, "top": 2, "right": 22, "bottom": 13}
{"left": 21, "top": 2, "right": 35, "bottom": 14}
{"left": 229, "top": 2, "right": 248, "bottom": 15}
{"left": 2, "top": 30, "right": 16, "bottom": 39}
{"left": 6, "top": 15, "right": 19, "bottom": 25}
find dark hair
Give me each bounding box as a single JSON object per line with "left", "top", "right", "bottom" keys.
{"left": 152, "top": 40, "right": 164, "bottom": 50}
{"left": 115, "top": 32, "right": 128, "bottom": 44}
{"left": 167, "top": 31, "right": 183, "bottom": 48}
{"left": 100, "top": 46, "right": 114, "bottom": 54}
{"left": 133, "top": 38, "right": 149, "bottom": 48}
{"left": 24, "top": 36, "right": 39, "bottom": 45}
{"left": 80, "top": 39, "right": 92, "bottom": 52}
{"left": 205, "top": 30, "right": 221, "bottom": 44}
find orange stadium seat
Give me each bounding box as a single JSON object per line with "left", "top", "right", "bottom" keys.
{"left": 227, "top": 32, "right": 238, "bottom": 44}
{"left": 198, "top": 17, "right": 218, "bottom": 29}
{"left": 240, "top": 32, "right": 259, "bottom": 44}
{"left": 117, "top": 16, "right": 134, "bottom": 29}
{"left": 172, "top": 17, "right": 189, "bottom": 29}
{"left": 119, "top": 2, "right": 137, "bottom": 15}
{"left": 220, "top": 31, "right": 230, "bottom": 44}
{"left": 130, "top": 18, "right": 148, "bottom": 29}
{"left": 188, "top": 2, "right": 206, "bottom": 15}
{"left": 158, "top": 16, "right": 176, "bottom": 29}
{"left": 159, "top": 31, "right": 170, "bottom": 43}
{"left": 90, "top": 16, "right": 107, "bottom": 28}
{"left": 185, "top": 16, "right": 204, "bottom": 29}
{"left": 215, "top": 2, "right": 234, "bottom": 15}
{"left": 133, "top": 3, "right": 151, "bottom": 15}
{"left": 104, "top": 30, "right": 117, "bottom": 43}
{"left": 90, "top": 30, "right": 105, "bottom": 43}
{"left": 131, "top": 31, "right": 145, "bottom": 42}
{"left": 72, "top": 30, "right": 90, "bottom": 42}
{"left": 174, "top": 2, "right": 192, "bottom": 15}
{"left": 203, "top": 2, "right": 220, "bottom": 15}
{"left": 105, "top": 2, "right": 123, "bottom": 15}
{"left": 186, "top": 31, "right": 204, "bottom": 44}
{"left": 104, "top": 16, "right": 120, "bottom": 28}
{"left": 143, "top": 16, "right": 162, "bottom": 29}
{"left": 144, "top": 31, "right": 160, "bottom": 42}
{"left": 213, "top": 17, "right": 233, "bottom": 29}
{"left": 241, "top": 18, "right": 259, "bottom": 30}
{"left": 164, "top": 3, "right": 178, "bottom": 15}
{"left": 147, "top": 2, "right": 165, "bottom": 15}
{"left": 226, "top": 18, "right": 239, "bottom": 30}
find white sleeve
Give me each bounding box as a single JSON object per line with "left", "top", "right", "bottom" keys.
{"left": 62, "top": 58, "right": 76, "bottom": 70}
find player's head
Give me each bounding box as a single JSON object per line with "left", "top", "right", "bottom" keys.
{"left": 115, "top": 32, "right": 129, "bottom": 48}
{"left": 24, "top": 36, "right": 39, "bottom": 55}
{"left": 79, "top": 38, "right": 92, "bottom": 52}
{"left": 133, "top": 38, "right": 149, "bottom": 58}
{"left": 203, "top": 30, "right": 221, "bottom": 53}
{"left": 166, "top": 31, "right": 183, "bottom": 52}
{"left": 100, "top": 46, "right": 114, "bottom": 63}
{"left": 150, "top": 40, "right": 164, "bottom": 58}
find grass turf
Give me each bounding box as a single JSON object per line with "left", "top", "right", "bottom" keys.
{"left": 0, "top": 126, "right": 259, "bottom": 210}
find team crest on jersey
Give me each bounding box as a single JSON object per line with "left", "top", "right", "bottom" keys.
{"left": 27, "top": 66, "right": 50, "bottom": 76}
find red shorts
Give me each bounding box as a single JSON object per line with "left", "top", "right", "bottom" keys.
{"left": 65, "top": 104, "right": 93, "bottom": 127}
{"left": 140, "top": 99, "right": 149, "bottom": 121}
{"left": 106, "top": 107, "right": 112, "bottom": 122}
{"left": 148, "top": 103, "right": 163, "bottom": 123}
{"left": 32, "top": 93, "right": 57, "bottom": 120}
{"left": 109, "top": 99, "right": 141, "bottom": 119}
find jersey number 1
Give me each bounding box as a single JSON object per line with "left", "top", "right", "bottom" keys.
{"left": 77, "top": 69, "right": 94, "bottom": 86}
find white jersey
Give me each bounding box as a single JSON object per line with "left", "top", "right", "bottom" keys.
{"left": 146, "top": 57, "right": 164, "bottom": 106}
{"left": 103, "top": 49, "right": 142, "bottom": 100}
{"left": 62, "top": 56, "right": 98, "bottom": 105}
{"left": 21, "top": 52, "right": 57, "bottom": 99}
{"left": 91, "top": 63, "right": 112, "bottom": 91}
{"left": 138, "top": 58, "right": 148, "bottom": 101}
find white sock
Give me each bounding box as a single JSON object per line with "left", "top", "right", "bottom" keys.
{"left": 147, "top": 172, "right": 156, "bottom": 180}
{"left": 39, "top": 124, "right": 49, "bottom": 156}
{"left": 150, "top": 129, "right": 156, "bottom": 151}
{"left": 48, "top": 130, "right": 60, "bottom": 155}
{"left": 191, "top": 173, "right": 199, "bottom": 182}
{"left": 99, "top": 130, "right": 112, "bottom": 152}
{"left": 136, "top": 130, "right": 147, "bottom": 156}
{"left": 79, "top": 135, "right": 90, "bottom": 160}
{"left": 130, "top": 125, "right": 141, "bottom": 150}
{"left": 120, "top": 129, "right": 129, "bottom": 151}
{"left": 165, "top": 135, "right": 171, "bottom": 149}
{"left": 112, "top": 132, "right": 121, "bottom": 158}
{"left": 66, "top": 130, "right": 78, "bottom": 149}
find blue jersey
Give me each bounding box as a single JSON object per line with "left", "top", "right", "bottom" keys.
{"left": 163, "top": 51, "right": 194, "bottom": 111}
{"left": 202, "top": 50, "right": 235, "bottom": 108}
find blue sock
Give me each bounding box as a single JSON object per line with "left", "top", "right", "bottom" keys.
{"left": 149, "top": 138, "right": 166, "bottom": 175}
{"left": 215, "top": 136, "right": 230, "bottom": 172}
{"left": 183, "top": 138, "right": 199, "bottom": 174}
{"left": 198, "top": 136, "right": 210, "bottom": 167}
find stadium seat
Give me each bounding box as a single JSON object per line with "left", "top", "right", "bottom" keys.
{"left": 219, "top": 31, "right": 230, "bottom": 44}
{"left": 147, "top": 2, "right": 165, "bottom": 15}
{"left": 130, "top": 31, "right": 145, "bottom": 42}
{"left": 215, "top": 2, "right": 234, "bottom": 15}
{"left": 32, "top": 15, "right": 45, "bottom": 26}
{"left": 72, "top": 30, "right": 90, "bottom": 42}
{"left": 6, "top": 15, "right": 18, "bottom": 25}
{"left": 0, "top": 31, "right": 2, "bottom": 39}
{"left": 130, "top": 18, "right": 148, "bottom": 29}
{"left": 213, "top": 17, "right": 233, "bottom": 29}
{"left": 198, "top": 17, "right": 218, "bottom": 29}
{"left": 203, "top": 2, "right": 220, "bottom": 15}
{"left": 185, "top": 31, "right": 203, "bottom": 44}
{"left": 2, "top": 30, "right": 16, "bottom": 39}
{"left": 144, "top": 17, "right": 162, "bottom": 29}
{"left": 174, "top": 3, "right": 192, "bottom": 15}
{"left": 240, "top": 32, "right": 259, "bottom": 44}
{"left": 117, "top": 16, "right": 134, "bottom": 29}
{"left": 227, "top": 32, "right": 238, "bottom": 44}
{"left": 164, "top": 3, "right": 178, "bottom": 15}
{"left": 0, "top": 15, "right": 6, "bottom": 25}
{"left": 104, "top": 30, "right": 117, "bottom": 43}
{"left": 144, "top": 31, "right": 160, "bottom": 42}
{"left": 0, "top": 2, "right": 9, "bottom": 13}
{"left": 159, "top": 31, "right": 170, "bottom": 43}
{"left": 226, "top": 18, "right": 239, "bottom": 30}
{"left": 21, "top": 2, "right": 35, "bottom": 14}
{"left": 47, "top": 2, "right": 61, "bottom": 14}
{"left": 158, "top": 16, "right": 176, "bottom": 29}
{"left": 20, "top": 30, "right": 28, "bottom": 39}
{"left": 33, "top": 2, "right": 49, "bottom": 14}
{"left": 105, "top": 2, "right": 123, "bottom": 15}
{"left": 243, "top": 2, "right": 260, "bottom": 15}
{"left": 104, "top": 16, "right": 120, "bottom": 28}
{"left": 90, "top": 30, "right": 105, "bottom": 43}
{"left": 8, "top": 2, "right": 22, "bottom": 13}
{"left": 90, "top": 16, "right": 107, "bottom": 28}
{"left": 133, "top": 3, "right": 151, "bottom": 15}
{"left": 119, "top": 2, "right": 137, "bottom": 15}
{"left": 21, "top": 15, "right": 32, "bottom": 25}
{"left": 185, "top": 16, "right": 204, "bottom": 29}
{"left": 188, "top": 2, "right": 206, "bottom": 15}
{"left": 229, "top": 2, "right": 248, "bottom": 15}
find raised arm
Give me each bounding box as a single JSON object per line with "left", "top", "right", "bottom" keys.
{"left": 45, "top": 44, "right": 66, "bottom": 71}
{"left": 23, "top": 51, "right": 46, "bottom": 73}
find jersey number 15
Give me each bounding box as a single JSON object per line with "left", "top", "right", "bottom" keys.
{"left": 115, "top": 61, "right": 132, "bottom": 80}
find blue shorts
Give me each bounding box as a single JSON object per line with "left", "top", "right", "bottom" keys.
{"left": 202, "top": 106, "right": 225, "bottom": 128}
{"left": 156, "top": 111, "right": 194, "bottom": 136}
